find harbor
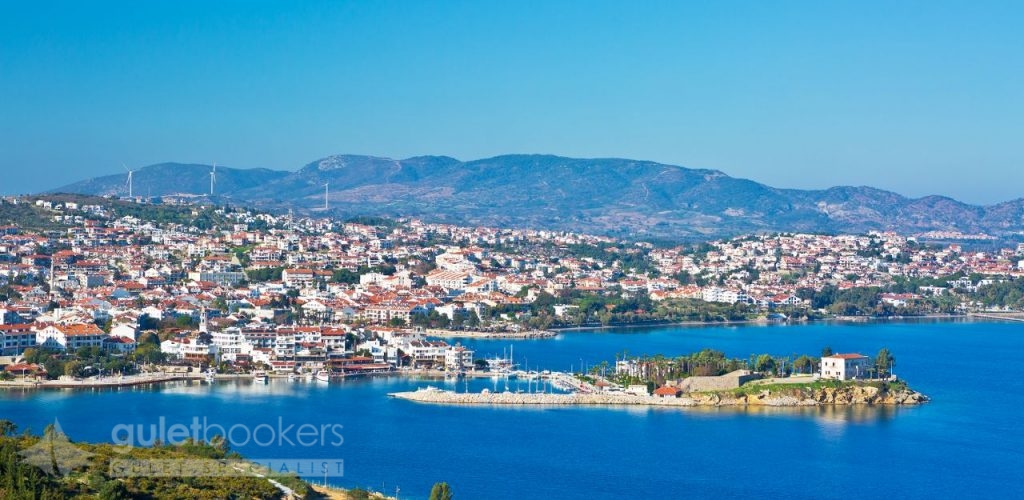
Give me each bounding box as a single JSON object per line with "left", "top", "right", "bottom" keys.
{"left": 0, "top": 320, "right": 1013, "bottom": 500}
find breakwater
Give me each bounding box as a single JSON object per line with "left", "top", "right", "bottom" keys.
{"left": 390, "top": 384, "right": 928, "bottom": 407}
{"left": 0, "top": 373, "right": 199, "bottom": 390}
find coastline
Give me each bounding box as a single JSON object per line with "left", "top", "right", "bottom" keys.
{"left": 423, "top": 328, "right": 556, "bottom": 339}
{"left": 389, "top": 383, "right": 928, "bottom": 408}
{"left": 0, "top": 372, "right": 199, "bottom": 390}
{"left": 0, "top": 368, "right": 503, "bottom": 391}
{"left": 968, "top": 312, "right": 1024, "bottom": 322}
{"left": 549, "top": 313, "right": 972, "bottom": 333}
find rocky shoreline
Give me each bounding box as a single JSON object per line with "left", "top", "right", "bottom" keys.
{"left": 389, "top": 384, "right": 928, "bottom": 407}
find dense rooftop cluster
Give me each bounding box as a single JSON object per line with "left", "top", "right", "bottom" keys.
{"left": 1, "top": 195, "right": 1023, "bottom": 377}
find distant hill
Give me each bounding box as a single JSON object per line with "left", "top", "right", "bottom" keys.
{"left": 50, "top": 155, "right": 1024, "bottom": 239}
{"left": 54, "top": 163, "right": 288, "bottom": 199}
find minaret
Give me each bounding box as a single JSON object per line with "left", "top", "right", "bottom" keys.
{"left": 199, "top": 306, "right": 208, "bottom": 333}
{"left": 49, "top": 257, "right": 56, "bottom": 298}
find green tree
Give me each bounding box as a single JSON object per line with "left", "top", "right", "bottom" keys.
{"left": 793, "top": 355, "right": 815, "bottom": 374}
{"left": 246, "top": 267, "right": 284, "bottom": 283}
{"left": 821, "top": 346, "right": 834, "bottom": 357}
{"left": 347, "top": 489, "right": 372, "bottom": 500}
{"left": 0, "top": 419, "right": 15, "bottom": 436}
{"left": 64, "top": 360, "right": 83, "bottom": 378}
{"left": 875, "top": 347, "right": 895, "bottom": 379}
{"left": 175, "top": 315, "right": 195, "bottom": 328}
{"left": 137, "top": 331, "right": 160, "bottom": 345}
{"left": 429, "top": 481, "right": 453, "bottom": 500}
{"left": 754, "top": 354, "right": 777, "bottom": 374}
{"left": 22, "top": 347, "right": 39, "bottom": 363}
{"left": 466, "top": 311, "right": 480, "bottom": 329}
{"left": 331, "top": 269, "right": 359, "bottom": 284}
{"left": 133, "top": 343, "right": 166, "bottom": 364}
{"left": 98, "top": 479, "right": 131, "bottom": 500}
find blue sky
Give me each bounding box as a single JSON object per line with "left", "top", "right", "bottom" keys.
{"left": 1, "top": 1, "right": 1021, "bottom": 203}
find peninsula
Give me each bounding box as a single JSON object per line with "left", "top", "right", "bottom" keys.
{"left": 392, "top": 347, "right": 927, "bottom": 408}
{"left": 390, "top": 380, "right": 928, "bottom": 408}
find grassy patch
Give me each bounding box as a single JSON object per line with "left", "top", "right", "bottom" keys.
{"left": 727, "top": 379, "right": 908, "bottom": 398}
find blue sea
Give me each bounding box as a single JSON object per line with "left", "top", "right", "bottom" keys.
{"left": 2, "top": 319, "right": 1022, "bottom": 499}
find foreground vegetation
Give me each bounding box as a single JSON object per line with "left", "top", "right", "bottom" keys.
{"left": 0, "top": 420, "right": 310, "bottom": 499}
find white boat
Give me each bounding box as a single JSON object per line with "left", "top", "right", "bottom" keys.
{"left": 287, "top": 372, "right": 297, "bottom": 381}
{"left": 304, "top": 372, "right": 314, "bottom": 382}
{"left": 315, "top": 370, "right": 330, "bottom": 383}
{"left": 253, "top": 371, "right": 268, "bottom": 384}
{"left": 417, "top": 385, "right": 453, "bottom": 394}
{"left": 485, "top": 345, "right": 518, "bottom": 374}
{"left": 204, "top": 369, "right": 216, "bottom": 382}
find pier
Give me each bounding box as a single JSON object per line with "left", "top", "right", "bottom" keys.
{"left": 390, "top": 388, "right": 708, "bottom": 407}
{"left": 969, "top": 312, "right": 1024, "bottom": 323}
{"left": 0, "top": 372, "right": 199, "bottom": 390}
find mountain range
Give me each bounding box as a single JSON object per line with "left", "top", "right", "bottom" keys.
{"left": 51, "top": 155, "right": 1024, "bottom": 240}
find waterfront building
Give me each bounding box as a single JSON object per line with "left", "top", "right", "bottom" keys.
{"left": 444, "top": 343, "right": 474, "bottom": 371}
{"left": 35, "top": 323, "right": 106, "bottom": 351}
{"left": 820, "top": 353, "right": 871, "bottom": 380}
{"left": 160, "top": 336, "right": 219, "bottom": 364}
{"left": 0, "top": 323, "right": 36, "bottom": 355}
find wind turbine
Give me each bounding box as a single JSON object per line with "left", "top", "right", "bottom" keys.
{"left": 209, "top": 162, "right": 217, "bottom": 196}
{"left": 123, "top": 163, "right": 134, "bottom": 198}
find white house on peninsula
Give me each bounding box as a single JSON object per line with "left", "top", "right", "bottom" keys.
{"left": 820, "top": 353, "right": 871, "bottom": 380}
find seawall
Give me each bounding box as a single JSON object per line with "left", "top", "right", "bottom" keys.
{"left": 390, "top": 384, "right": 928, "bottom": 407}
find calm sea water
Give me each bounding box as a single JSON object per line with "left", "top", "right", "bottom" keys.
{"left": 2, "top": 319, "right": 1022, "bottom": 499}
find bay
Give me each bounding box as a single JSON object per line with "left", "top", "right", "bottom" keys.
{"left": 1, "top": 319, "right": 1022, "bottom": 499}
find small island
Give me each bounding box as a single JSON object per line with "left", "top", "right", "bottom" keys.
{"left": 390, "top": 347, "right": 928, "bottom": 408}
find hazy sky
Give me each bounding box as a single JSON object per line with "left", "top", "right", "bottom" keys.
{"left": 2, "top": 1, "right": 1021, "bottom": 203}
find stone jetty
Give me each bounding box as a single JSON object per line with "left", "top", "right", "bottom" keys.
{"left": 389, "top": 384, "right": 928, "bottom": 407}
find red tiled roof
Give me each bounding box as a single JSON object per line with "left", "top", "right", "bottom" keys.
{"left": 57, "top": 323, "right": 104, "bottom": 336}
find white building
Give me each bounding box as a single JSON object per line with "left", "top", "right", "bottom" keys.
{"left": 160, "top": 337, "right": 219, "bottom": 363}
{"left": 210, "top": 328, "right": 253, "bottom": 363}
{"left": 187, "top": 271, "right": 245, "bottom": 286}
{"left": 444, "top": 344, "right": 474, "bottom": 371}
{"left": 111, "top": 323, "right": 139, "bottom": 342}
{"left": 35, "top": 323, "right": 106, "bottom": 351}
{"left": 0, "top": 323, "right": 37, "bottom": 355}
{"left": 820, "top": 353, "right": 871, "bottom": 380}
{"left": 424, "top": 270, "right": 472, "bottom": 292}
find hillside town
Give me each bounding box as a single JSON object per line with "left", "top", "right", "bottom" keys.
{"left": 2, "top": 195, "right": 1024, "bottom": 380}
